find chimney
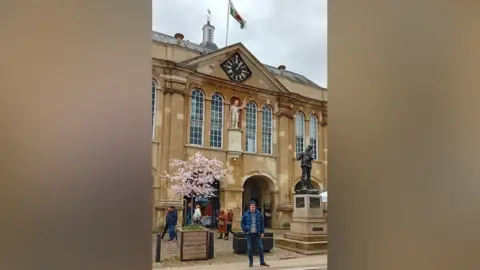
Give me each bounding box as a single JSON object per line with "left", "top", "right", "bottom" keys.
{"left": 278, "top": 65, "right": 286, "bottom": 74}
{"left": 174, "top": 33, "right": 184, "bottom": 44}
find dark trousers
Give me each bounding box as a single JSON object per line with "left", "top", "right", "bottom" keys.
{"left": 161, "top": 224, "right": 168, "bottom": 239}
{"left": 301, "top": 166, "right": 312, "bottom": 188}
{"left": 168, "top": 224, "right": 177, "bottom": 241}
{"left": 225, "top": 223, "right": 234, "bottom": 237}
{"left": 246, "top": 233, "right": 265, "bottom": 264}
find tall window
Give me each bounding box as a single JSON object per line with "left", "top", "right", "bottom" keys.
{"left": 310, "top": 114, "right": 318, "bottom": 160}
{"left": 189, "top": 89, "right": 204, "bottom": 145}
{"left": 262, "top": 105, "right": 273, "bottom": 154}
{"left": 210, "top": 93, "right": 224, "bottom": 148}
{"left": 295, "top": 112, "right": 305, "bottom": 157}
{"left": 152, "top": 80, "right": 157, "bottom": 139}
{"left": 245, "top": 102, "right": 257, "bottom": 153}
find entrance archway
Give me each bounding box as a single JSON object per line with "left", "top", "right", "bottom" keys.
{"left": 182, "top": 179, "right": 220, "bottom": 228}
{"left": 242, "top": 175, "right": 276, "bottom": 228}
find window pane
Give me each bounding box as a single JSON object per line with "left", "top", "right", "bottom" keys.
{"left": 189, "top": 90, "right": 204, "bottom": 145}
{"left": 310, "top": 115, "right": 318, "bottom": 160}
{"left": 210, "top": 93, "right": 223, "bottom": 148}
{"left": 262, "top": 105, "right": 273, "bottom": 154}
{"left": 245, "top": 102, "right": 257, "bottom": 152}
{"left": 295, "top": 113, "right": 305, "bottom": 156}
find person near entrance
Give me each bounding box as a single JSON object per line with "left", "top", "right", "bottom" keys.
{"left": 160, "top": 207, "right": 170, "bottom": 240}
{"left": 166, "top": 206, "right": 178, "bottom": 242}
{"left": 241, "top": 201, "right": 269, "bottom": 268}
{"left": 193, "top": 204, "right": 202, "bottom": 225}
{"left": 217, "top": 208, "right": 227, "bottom": 239}
{"left": 224, "top": 208, "right": 234, "bottom": 240}
{"left": 185, "top": 202, "right": 192, "bottom": 225}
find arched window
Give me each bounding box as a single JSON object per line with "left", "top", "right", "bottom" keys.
{"left": 310, "top": 114, "right": 318, "bottom": 160}
{"left": 152, "top": 80, "right": 157, "bottom": 139}
{"left": 189, "top": 89, "right": 205, "bottom": 145}
{"left": 295, "top": 112, "right": 305, "bottom": 157}
{"left": 245, "top": 102, "right": 257, "bottom": 153}
{"left": 210, "top": 93, "right": 224, "bottom": 148}
{"left": 261, "top": 105, "right": 273, "bottom": 154}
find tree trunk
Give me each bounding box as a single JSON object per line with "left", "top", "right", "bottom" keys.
{"left": 190, "top": 196, "right": 194, "bottom": 225}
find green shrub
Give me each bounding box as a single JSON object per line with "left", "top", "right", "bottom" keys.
{"left": 181, "top": 224, "right": 206, "bottom": 231}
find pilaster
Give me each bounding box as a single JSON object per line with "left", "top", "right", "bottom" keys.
{"left": 163, "top": 72, "right": 188, "bottom": 200}
{"left": 276, "top": 97, "right": 294, "bottom": 204}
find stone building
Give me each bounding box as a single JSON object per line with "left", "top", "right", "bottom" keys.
{"left": 152, "top": 20, "right": 328, "bottom": 231}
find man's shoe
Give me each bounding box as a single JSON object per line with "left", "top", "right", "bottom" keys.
{"left": 260, "top": 262, "right": 270, "bottom": 267}
{"left": 249, "top": 263, "right": 253, "bottom": 268}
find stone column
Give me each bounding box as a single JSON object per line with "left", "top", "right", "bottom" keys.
{"left": 270, "top": 190, "right": 280, "bottom": 228}
{"left": 221, "top": 187, "right": 244, "bottom": 230}
{"left": 276, "top": 98, "right": 294, "bottom": 203}
{"left": 160, "top": 91, "right": 172, "bottom": 201}
{"left": 162, "top": 74, "right": 188, "bottom": 225}
{"left": 240, "top": 103, "right": 247, "bottom": 150}
{"left": 320, "top": 103, "right": 328, "bottom": 190}
{"left": 152, "top": 70, "right": 165, "bottom": 231}
{"left": 223, "top": 102, "right": 230, "bottom": 149}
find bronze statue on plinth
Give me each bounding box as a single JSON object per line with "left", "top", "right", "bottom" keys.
{"left": 295, "top": 145, "right": 320, "bottom": 195}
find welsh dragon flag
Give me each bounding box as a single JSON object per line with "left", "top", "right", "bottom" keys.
{"left": 229, "top": 0, "right": 246, "bottom": 29}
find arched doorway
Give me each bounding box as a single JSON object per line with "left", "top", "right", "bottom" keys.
{"left": 242, "top": 175, "right": 275, "bottom": 228}
{"left": 182, "top": 179, "right": 220, "bottom": 228}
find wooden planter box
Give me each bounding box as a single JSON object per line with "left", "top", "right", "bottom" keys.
{"left": 177, "top": 228, "right": 209, "bottom": 261}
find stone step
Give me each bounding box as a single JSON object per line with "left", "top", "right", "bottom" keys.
{"left": 283, "top": 233, "right": 327, "bottom": 242}
{"left": 275, "top": 238, "right": 328, "bottom": 255}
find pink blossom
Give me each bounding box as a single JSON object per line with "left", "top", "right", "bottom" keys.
{"left": 162, "top": 152, "right": 231, "bottom": 198}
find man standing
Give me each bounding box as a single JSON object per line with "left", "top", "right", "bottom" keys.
{"left": 166, "top": 205, "right": 178, "bottom": 242}
{"left": 185, "top": 202, "right": 192, "bottom": 225}
{"left": 160, "top": 207, "right": 170, "bottom": 240}
{"left": 241, "top": 201, "right": 269, "bottom": 268}
{"left": 224, "top": 208, "right": 234, "bottom": 240}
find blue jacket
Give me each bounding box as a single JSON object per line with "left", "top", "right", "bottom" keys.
{"left": 166, "top": 210, "right": 178, "bottom": 226}
{"left": 241, "top": 210, "right": 265, "bottom": 234}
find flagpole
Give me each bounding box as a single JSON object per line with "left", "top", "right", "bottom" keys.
{"left": 225, "top": 0, "right": 230, "bottom": 47}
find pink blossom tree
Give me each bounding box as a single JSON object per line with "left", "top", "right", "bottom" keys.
{"left": 162, "top": 152, "right": 230, "bottom": 225}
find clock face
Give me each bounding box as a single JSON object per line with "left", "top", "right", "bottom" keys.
{"left": 220, "top": 53, "right": 252, "bottom": 83}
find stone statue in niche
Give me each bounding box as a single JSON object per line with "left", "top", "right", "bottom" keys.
{"left": 295, "top": 145, "right": 320, "bottom": 195}
{"left": 229, "top": 96, "right": 249, "bottom": 129}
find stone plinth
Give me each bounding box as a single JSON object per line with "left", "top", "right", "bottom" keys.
{"left": 290, "top": 194, "right": 327, "bottom": 235}
{"left": 227, "top": 128, "right": 242, "bottom": 159}
{"left": 275, "top": 194, "right": 328, "bottom": 255}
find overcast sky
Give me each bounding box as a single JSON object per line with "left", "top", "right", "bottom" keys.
{"left": 152, "top": 0, "right": 327, "bottom": 87}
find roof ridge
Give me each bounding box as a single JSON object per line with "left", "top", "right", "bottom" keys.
{"left": 151, "top": 31, "right": 322, "bottom": 88}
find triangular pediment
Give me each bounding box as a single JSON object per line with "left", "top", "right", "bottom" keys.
{"left": 177, "top": 43, "right": 290, "bottom": 93}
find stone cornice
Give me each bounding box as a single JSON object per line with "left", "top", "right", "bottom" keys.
{"left": 278, "top": 92, "right": 326, "bottom": 108}
{"left": 187, "top": 70, "right": 280, "bottom": 98}
{"left": 152, "top": 58, "right": 177, "bottom": 68}
{"left": 160, "top": 72, "right": 188, "bottom": 95}
{"left": 320, "top": 102, "right": 328, "bottom": 126}
{"left": 151, "top": 58, "right": 329, "bottom": 109}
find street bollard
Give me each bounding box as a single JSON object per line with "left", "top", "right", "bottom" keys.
{"left": 208, "top": 231, "right": 215, "bottom": 259}
{"left": 155, "top": 233, "right": 161, "bottom": 262}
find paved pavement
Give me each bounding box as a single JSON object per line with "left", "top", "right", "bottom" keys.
{"left": 153, "top": 255, "right": 328, "bottom": 270}
{"left": 153, "top": 230, "right": 313, "bottom": 268}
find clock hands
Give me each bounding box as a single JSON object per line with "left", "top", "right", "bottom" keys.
{"left": 221, "top": 54, "right": 251, "bottom": 82}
